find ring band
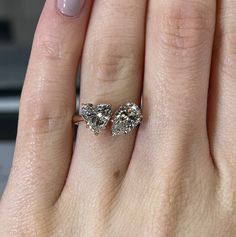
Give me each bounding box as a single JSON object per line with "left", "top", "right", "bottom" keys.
{"left": 72, "top": 115, "right": 84, "bottom": 125}
{"left": 73, "top": 102, "right": 143, "bottom": 136}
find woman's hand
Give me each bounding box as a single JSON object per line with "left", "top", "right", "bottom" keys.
{"left": 1, "top": 0, "right": 236, "bottom": 236}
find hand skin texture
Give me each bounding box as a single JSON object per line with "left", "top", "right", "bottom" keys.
{"left": 1, "top": 0, "right": 236, "bottom": 236}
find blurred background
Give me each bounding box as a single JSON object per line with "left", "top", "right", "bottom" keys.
{"left": 0, "top": 0, "right": 45, "bottom": 195}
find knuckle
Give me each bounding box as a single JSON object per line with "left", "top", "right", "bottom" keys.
{"left": 158, "top": 2, "right": 215, "bottom": 55}
{"left": 20, "top": 95, "right": 71, "bottom": 135}
{"left": 91, "top": 41, "right": 137, "bottom": 83}
{"left": 216, "top": 6, "right": 236, "bottom": 74}
{"left": 100, "top": 0, "right": 140, "bottom": 17}
{"left": 35, "top": 34, "right": 69, "bottom": 63}
{"left": 37, "top": 39, "right": 62, "bottom": 61}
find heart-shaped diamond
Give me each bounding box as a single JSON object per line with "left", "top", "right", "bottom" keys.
{"left": 81, "top": 103, "right": 112, "bottom": 135}
{"left": 112, "top": 102, "right": 142, "bottom": 136}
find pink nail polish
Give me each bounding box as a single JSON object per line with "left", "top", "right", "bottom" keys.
{"left": 57, "top": 0, "right": 85, "bottom": 17}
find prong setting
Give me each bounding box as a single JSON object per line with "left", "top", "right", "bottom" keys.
{"left": 74, "top": 102, "right": 143, "bottom": 136}
{"left": 81, "top": 103, "right": 112, "bottom": 135}
{"left": 111, "top": 102, "right": 142, "bottom": 136}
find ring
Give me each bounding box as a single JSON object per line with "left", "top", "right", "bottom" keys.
{"left": 73, "top": 102, "right": 143, "bottom": 136}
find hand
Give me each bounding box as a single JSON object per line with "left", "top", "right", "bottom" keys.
{"left": 1, "top": 0, "right": 236, "bottom": 236}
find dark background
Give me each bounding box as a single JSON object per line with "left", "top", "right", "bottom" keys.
{"left": 0, "top": 0, "right": 45, "bottom": 195}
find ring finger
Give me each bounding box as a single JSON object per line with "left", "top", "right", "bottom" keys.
{"left": 63, "top": 0, "right": 147, "bottom": 226}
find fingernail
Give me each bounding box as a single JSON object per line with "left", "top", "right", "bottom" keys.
{"left": 57, "top": 0, "right": 85, "bottom": 17}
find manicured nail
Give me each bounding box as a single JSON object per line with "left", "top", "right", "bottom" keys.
{"left": 57, "top": 0, "right": 85, "bottom": 17}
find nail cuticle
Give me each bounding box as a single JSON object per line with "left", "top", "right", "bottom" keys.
{"left": 57, "top": 0, "right": 85, "bottom": 17}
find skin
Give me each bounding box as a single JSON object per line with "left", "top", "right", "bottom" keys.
{"left": 1, "top": 0, "right": 236, "bottom": 236}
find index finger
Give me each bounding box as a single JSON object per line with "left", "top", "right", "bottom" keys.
{"left": 2, "top": 0, "right": 93, "bottom": 208}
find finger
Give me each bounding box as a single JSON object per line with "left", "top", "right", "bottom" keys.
{"left": 2, "top": 0, "right": 93, "bottom": 208}
{"left": 208, "top": 0, "right": 236, "bottom": 170}
{"left": 131, "top": 0, "right": 216, "bottom": 174}
{"left": 63, "top": 0, "right": 147, "bottom": 224}
{"left": 110, "top": 1, "right": 217, "bottom": 232}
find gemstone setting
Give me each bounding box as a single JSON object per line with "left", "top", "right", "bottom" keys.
{"left": 112, "top": 102, "right": 142, "bottom": 136}
{"left": 81, "top": 103, "right": 112, "bottom": 135}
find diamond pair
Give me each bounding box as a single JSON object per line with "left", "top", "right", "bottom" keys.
{"left": 80, "top": 102, "right": 143, "bottom": 136}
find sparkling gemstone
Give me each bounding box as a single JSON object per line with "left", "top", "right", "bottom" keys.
{"left": 81, "top": 103, "right": 112, "bottom": 135}
{"left": 112, "top": 102, "right": 142, "bottom": 136}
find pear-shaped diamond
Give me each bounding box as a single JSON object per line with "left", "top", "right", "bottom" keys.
{"left": 81, "top": 103, "right": 112, "bottom": 135}
{"left": 112, "top": 102, "right": 142, "bottom": 136}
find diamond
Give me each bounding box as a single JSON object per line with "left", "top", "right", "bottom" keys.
{"left": 81, "top": 103, "right": 112, "bottom": 135}
{"left": 112, "top": 102, "right": 142, "bottom": 136}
